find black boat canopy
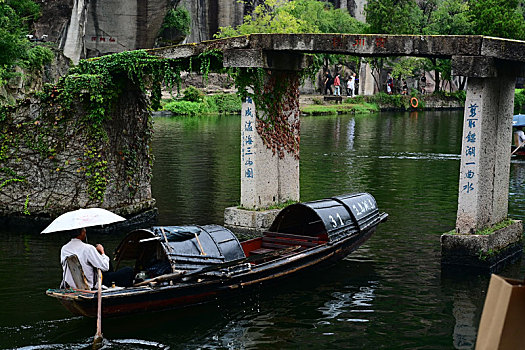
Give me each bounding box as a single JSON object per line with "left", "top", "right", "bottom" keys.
{"left": 269, "top": 193, "right": 382, "bottom": 242}
{"left": 114, "top": 224, "right": 245, "bottom": 274}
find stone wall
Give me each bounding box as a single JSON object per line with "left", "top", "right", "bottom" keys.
{"left": 0, "top": 87, "right": 155, "bottom": 221}
{"left": 84, "top": 0, "right": 170, "bottom": 57}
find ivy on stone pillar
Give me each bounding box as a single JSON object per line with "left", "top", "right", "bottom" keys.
{"left": 225, "top": 50, "right": 306, "bottom": 209}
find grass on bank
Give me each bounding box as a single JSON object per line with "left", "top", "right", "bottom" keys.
{"left": 301, "top": 101, "right": 379, "bottom": 115}
{"left": 162, "top": 86, "right": 242, "bottom": 116}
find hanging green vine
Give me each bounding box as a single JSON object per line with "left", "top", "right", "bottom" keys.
{"left": 1, "top": 45, "right": 307, "bottom": 208}
{"left": 234, "top": 67, "right": 301, "bottom": 159}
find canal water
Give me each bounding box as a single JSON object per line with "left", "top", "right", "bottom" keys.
{"left": 2, "top": 110, "right": 525, "bottom": 349}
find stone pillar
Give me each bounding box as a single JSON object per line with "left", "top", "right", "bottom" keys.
{"left": 359, "top": 60, "right": 375, "bottom": 96}
{"left": 224, "top": 50, "right": 305, "bottom": 233}
{"left": 455, "top": 60, "right": 516, "bottom": 234}
{"left": 240, "top": 72, "right": 300, "bottom": 209}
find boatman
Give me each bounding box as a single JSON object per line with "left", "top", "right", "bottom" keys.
{"left": 60, "top": 227, "right": 134, "bottom": 289}
{"left": 515, "top": 126, "right": 525, "bottom": 149}
{"left": 60, "top": 227, "right": 110, "bottom": 289}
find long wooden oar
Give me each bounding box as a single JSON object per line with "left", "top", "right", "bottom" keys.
{"left": 512, "top": 142, "right": 524, "bottom": 156}
{"left": 93, "top": 269, "right": 103, "bottom": 348}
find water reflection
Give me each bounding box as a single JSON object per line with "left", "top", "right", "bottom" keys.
{"left": 318, "top": 282, "right": 378, "bottom": 323}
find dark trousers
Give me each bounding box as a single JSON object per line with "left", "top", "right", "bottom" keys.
{"left": 102, "top": 262, "right": 134, "bottom": 287}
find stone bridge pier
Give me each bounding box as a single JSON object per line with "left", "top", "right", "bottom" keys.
{"left": 441, "top": 57, "right": 525, "bottom": 271}
{"left": 222, "top": 50, "right": 307, "bottom": 234}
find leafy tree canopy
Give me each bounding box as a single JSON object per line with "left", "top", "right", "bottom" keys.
{"left": 424, "top": 0, "right": 473, "bottom": 35}
{"left": 365, "top": 0, "right": 423, "bottom": 34}
{"left": 366, "top": 0, "right": 525, "bottom": 40}
{"left": 216, "top": 0, "right": 367, "bottom": 38}
{"left": 470, "top": 0, "right": 525, "bottom": 40}
{"left": 161, "top": 7, "right": 191, "bottom": 35}
{"left": 0, "top": 0, "right": 52, "bottom": 88}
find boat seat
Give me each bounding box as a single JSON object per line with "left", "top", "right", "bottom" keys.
{"left": 250, "top": 248, "right": 274, "bottom": 255}
{"left": 261, "top": 232, "right": 322, "bottom": 250}
{"left": 264, "top": 231, "right": 321, "bottom": 242}
{"left": 62, "top": 254, "right": 90, "bottom": 290}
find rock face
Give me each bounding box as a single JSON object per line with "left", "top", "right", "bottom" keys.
{"left": 84, "top": 0, "right": 170, "bottom": 58}
{"left": 0, "top": 87, "right": 155, "bottom": 221}
{"left": 34, "top": 0, "right": 367, "bottom": 62}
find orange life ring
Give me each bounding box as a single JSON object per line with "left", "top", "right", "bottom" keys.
{"left": 410, "top": 97, "right": 419, "bottom": 108}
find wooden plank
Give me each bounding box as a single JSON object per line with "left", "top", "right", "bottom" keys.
{"left": 261, "top": 242, "right": 291, "bottom": 250}
{"left": 250, "top": 248, "right": 275, "bottom": 255}
{"left": 264, "top": 231, "right": 320, "bottom": 242}
{"left": 262, "top": 236, "right": 319, "bottom": 247}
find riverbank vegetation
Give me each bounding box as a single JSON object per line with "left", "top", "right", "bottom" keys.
{"left": 0, "top": 0, "right": 53, "bottom": 90}
{"left": 163, "top": 86, "right": 242, "bottom": 116}
{"left": 515, "top": 89, "right": 525, "bottom": 114}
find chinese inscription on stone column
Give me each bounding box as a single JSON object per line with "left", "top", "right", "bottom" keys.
{"left": 241, "top": 97, "right": 256, "bottom": 179}
{"left": 461, "top": 101, "right": 481, "bottom": 194}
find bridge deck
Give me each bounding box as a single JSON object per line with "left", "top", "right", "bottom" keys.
{"left": 149, "top": 34, "right": 525, "bottom": 64}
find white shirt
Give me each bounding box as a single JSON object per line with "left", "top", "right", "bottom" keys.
{"left": 516, "top": 130, "right": 525, "bottom": 145}
{"left": 60, "top": 238, "right": 110, "bottom": 289}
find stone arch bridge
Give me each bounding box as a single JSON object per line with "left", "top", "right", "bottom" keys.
{"left": 151, "top": 33, "right": 525, "bottom": 244}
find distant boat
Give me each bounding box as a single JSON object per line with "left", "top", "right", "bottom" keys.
{"left": 47, "top": 193, "right": 388, "bottom": 317}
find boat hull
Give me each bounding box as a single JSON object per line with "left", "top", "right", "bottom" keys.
{"left": 48, "top": 225, "right": 376, "bottom": 318}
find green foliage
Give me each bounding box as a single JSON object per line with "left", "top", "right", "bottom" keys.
{"left": 470, "top": 0, "right": 525, "bottom": 40}
{"left": 368, "top": 92, "right": 408, "bottom": 109}
{"left": 205, "top": 93, "right": 242, "bottom": 114}
{"left": 390, "top": 57, "right": 426, "bottom": 80}
{"left": 163, "top": 93, "right": 242, "bottom": 116}
{"left": 0, "top": 3, "right": 26, "bottom": 67}
{"left": 161, "top": 7, "right": 191, "bottom": 35}
{"left": 24, "top": 44, "right": 54, "bottom": 69}
{"left": 365, "top": 0, "right": 525, "bottom": 40}
{"left": 425, "top": 0, "right": 473, "bottom": 35}
{"left": 312, "top": 97, "right": 323, "bottom": 105}
{"left": 450, "top": 89, "right": 466, "bottom": 102}
{"left": 290, "top": 0, "right": 367, "bottom": 34}
{"left": 0, "top": 1, "right": 52, "bottom": 89}
{"left": 475, "top": 219, "right": 514, "bottom": 235}
{"left": 163, "top": 100, "right": 206, "bottom": 116}
{"left": 301, "top": 101, "right": 378, "bottom": 115}
{"left": 365, "top": 0, "right": 423, "bottom": 34}
{"left": 182, "top": 85, "right": 204, "bottom": 102}
{"left": 7, "top": 0, "right": 40, "bottom": 26}
{"left": 34, "top": 50, "right": 180, "bottom": 201}
{"left": 216, "top": 0, "right": 366, "bottom": 38}
{"left": 216, "top": 0, "right": 313, "bottom": 36}
{"left": 515, "top": 89, "right": 525, "bottom": 114}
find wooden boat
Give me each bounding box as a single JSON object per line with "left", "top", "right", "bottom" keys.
{"left": 46, "top": 193, "right": 388, "bottom": 317}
